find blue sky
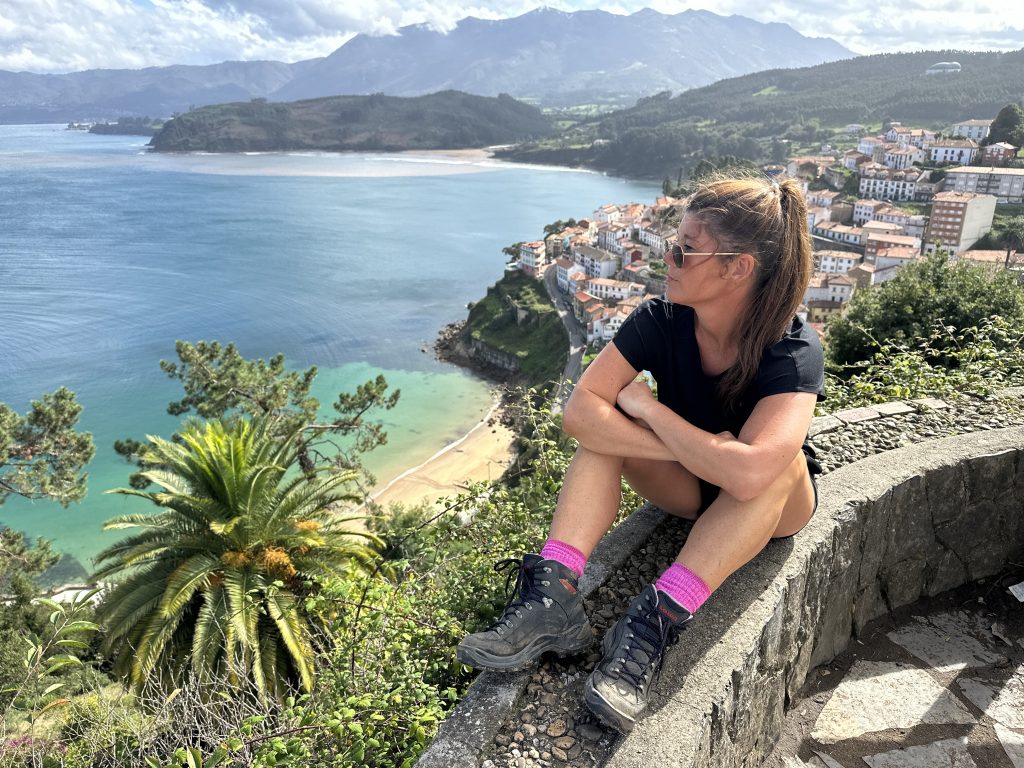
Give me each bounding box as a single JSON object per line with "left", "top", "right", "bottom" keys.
{"left": 1, "top": 0, "right": 1021, "bottom": 73}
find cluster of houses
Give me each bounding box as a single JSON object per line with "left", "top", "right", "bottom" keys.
{"left": 516, "top": 199, "right": 677, "bottom": 344}
{"left": 513, "top": 115, "right": 1021, "bottom": 346}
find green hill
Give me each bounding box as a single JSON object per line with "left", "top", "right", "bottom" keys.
{"left": 497, "top": 48, "right": 1024, "bottom": 178}
{"left": 148, "top": 91, "right": 556, "bottom": 152}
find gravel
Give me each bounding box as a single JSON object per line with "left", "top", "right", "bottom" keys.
{"left": 479, "top": 391, "right": 1024, "bottom": 768}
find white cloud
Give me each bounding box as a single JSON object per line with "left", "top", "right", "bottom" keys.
{"left": 0, "top": 0, "right": 1021, "bottom": 73}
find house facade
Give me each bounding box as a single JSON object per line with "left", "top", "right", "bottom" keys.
{"left": 944, "top": 166, "right": 1024, "bottom": 203}
{"left": 923, "top": 191, "right": 997, "bottom": 254}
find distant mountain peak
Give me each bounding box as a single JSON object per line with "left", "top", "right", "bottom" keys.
{"left": 275, "top": 8, "right": 853, "bottom": 108}
{"left": 0, "top": 8, "right": 854, "bottom": 123}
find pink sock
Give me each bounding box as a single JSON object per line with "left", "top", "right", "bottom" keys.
{"left": 539, "top": 538, "right": 586, "bottom": 577}
{"left": 656, "top": 562, "right": 711, "bottom": 614}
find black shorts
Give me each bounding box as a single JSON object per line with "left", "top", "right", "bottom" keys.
{"left": 696, "top": 443, "right": 822, "bottom": 515}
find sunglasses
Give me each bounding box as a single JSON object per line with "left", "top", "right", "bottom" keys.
{"left": 666, "top": 244, "right": 742, "bottom": 269}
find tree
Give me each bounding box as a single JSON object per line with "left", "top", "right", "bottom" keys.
{"left": 985, "top": 102, "right": 1024, "bottom": 147}
{"left": 1000, "top": 215, "right": 1024, "bottom": 264}
{"left": 95, "top": 416, "right": 381, "bottom": 700}
{"left": 502, "top": 242, "right": 523, "bottom": 260}
{"left": 1, "top": 388, "right": 94, "bottom": 708}
{"left": 826, "top": 252, "right": 1024, "bottom": 368}
{"left": 116, "top": 341, "right": 399, "bottom": 490}
{"left": 0, "top": 387, "right": 94, "bottom": 508}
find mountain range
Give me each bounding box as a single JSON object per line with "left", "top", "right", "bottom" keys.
{"left": 0, "top": 8, "right": 853, "bottom": 123}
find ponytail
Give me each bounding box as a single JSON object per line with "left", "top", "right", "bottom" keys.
{"left": 683, "top": 174, "right": 813, "bottom": 408}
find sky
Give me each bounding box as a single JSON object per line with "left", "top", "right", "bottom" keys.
{"left": 1, "top": 0, "right": 1021, "bottom": 74}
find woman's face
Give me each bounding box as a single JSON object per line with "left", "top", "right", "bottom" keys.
{"left": 665, "top": 214, "right": 728, "bottom": 305}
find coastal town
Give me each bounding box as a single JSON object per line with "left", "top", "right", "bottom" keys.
{"left": 509, "top": 115, "right": 1024, "bottom": 347}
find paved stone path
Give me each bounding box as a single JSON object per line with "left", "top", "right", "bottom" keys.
{"left": 766, "top": 579, "right": 1024, "bottom": 768}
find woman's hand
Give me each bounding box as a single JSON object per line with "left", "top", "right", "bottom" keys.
{"left": 616, "top": 380, "right": 657, "bottom": 421}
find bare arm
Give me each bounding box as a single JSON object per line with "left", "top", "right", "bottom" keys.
{"left": 561, "top": 343, "right": 676, "bottom": 461}
{"left": 617, "top": 382, "right": 818, "bottom": 502}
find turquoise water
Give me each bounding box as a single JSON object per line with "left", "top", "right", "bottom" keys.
{"left": 0, "top": 124, "right": 658, "bottom": 576}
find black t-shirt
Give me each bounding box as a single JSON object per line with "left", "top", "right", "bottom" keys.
{"left": 612, "top": 298, "right": 825, "bottom": 439}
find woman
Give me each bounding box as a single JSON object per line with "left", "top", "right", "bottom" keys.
{"left": 457, "top": 173, "right": 824, "bottom": 734}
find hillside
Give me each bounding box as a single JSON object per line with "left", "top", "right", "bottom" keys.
{"left": 498, "top": 48, "right": 1024, "bottom": 178}
{"left": 148, "top": 91, "right": 556, "bottom": 152}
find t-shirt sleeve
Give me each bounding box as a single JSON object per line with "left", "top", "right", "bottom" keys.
{"left": 755, "top": 326, "right": 826, "bottom": 402}
{"left": 611, "top": 301, "right": 663, "bottom": 375}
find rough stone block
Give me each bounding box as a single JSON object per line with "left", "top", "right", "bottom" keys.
{"left": 874, "top": 401, "right": 916, "bottom": 416}
{"left": 835, "top": 406, "right": 882, "bottom": 424}
{"left": 923, "top": 547, "right": 967, "bottom": 597}
{"left": 853, "top": 583, "right": 887, "bottom": 636}
{"left": 911, "top": 397, "right": 949, "bottom": 410}
{"left": 811, "top": 527, "right": 858, "bottom": 669}
{"left": 925, "top": 462, "right": 967, "bottom": 526}
{"left": 808, "top": 415, "right": 843, "bottom": 438}
{"left": 963, "top": 500, "right": 1015, "bottom": 581}
{"left": 966, "top": 450, "right": 1017, "bottom": 502}
{"left": 879, "top": 556, "right": 926, "bottom": 610}
{"left": 857, "top": 497, "right": 891, "bottom": 592}
{"left": 885, "top": 474, "right": 931, "bottom": 563}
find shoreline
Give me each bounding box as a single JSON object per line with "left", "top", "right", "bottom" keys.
{"left": 368, "top": 394, "right": 518, "bottom": 509}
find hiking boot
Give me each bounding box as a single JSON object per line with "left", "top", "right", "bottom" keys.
{"left": 457, "top": 554, "right": 593, "bottom": 671}
{"left": 584, "top": 584, "right": 693, "bottom": 733}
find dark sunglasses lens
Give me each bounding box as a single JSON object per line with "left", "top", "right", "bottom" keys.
{"left": 670, "top": 245, "right": 684, "bottom": 267}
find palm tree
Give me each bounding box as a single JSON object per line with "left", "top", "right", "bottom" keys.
{"left": 93, "top": 416, "right": 379, "bottom": 700}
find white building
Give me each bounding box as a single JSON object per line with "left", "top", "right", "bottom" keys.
{"left": 815, "top": 250, "right": 861, "bottom": 274}
{"left": 585, "top": 278, "right": 645, "bottom": 302}
{"left": 803, "top": 271, "right": 855, "bottom": 305}
{"left": 944, "top": 166, "right": 1024, "bottom": 204}
{"left": 812, "top": 221, "right": 864, "bottom": 246}
{"left": 926, "top": 138, "right": 979, "bottom": 166}
{"left": 858, "top": 165, "right": 923, "bottom": 202}
{"left": 592, "top": 204, "right": 623, "bottom": 224}
{"left": 519, "top": 241, "right": 548, "bottom": 278}
{"left": 853, "top": 199, "right": 886, "bottom": 225}
{"left": 951, "top": 119, "right": 993, "bottom": 142}
{"left": 884, "top": 145, "right": 925, "bottom": 170}
{"left": 573, "top": 244, "right": 620, "bottom": 279}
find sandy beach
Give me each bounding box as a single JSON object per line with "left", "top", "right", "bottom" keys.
{"left": 369, "top": 399, "right": 518, "bottom": 509}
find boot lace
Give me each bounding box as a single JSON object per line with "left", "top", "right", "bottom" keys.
{"left": 486, "top": 558, "right": 551, "bottom": 634}
{"left": 607, "top": 596, "right": 682, "bottom": 695}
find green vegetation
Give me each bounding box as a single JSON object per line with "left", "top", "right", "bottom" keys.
{"left": 149, "top": 91, "right": 556, "bottom": 153}
{"left": 463, "top": 271, "right": 568, "bottom": 389}
{"left": 825, "top": 252, "right": 1024, "bottom": 368}
{"left": 986, "top": 102, "right": 1024, "bottom": 147}
{"left": 95, "top": 417, "right": 378, "bottom": 700}
{"left": 498, "top": 49, "right": 1024, "bottom": 178}
{"left": 6, "top": 258, "right": 1024, "bottom": 765}
{"left": 89, "top": 117, "right": 162, "bottom": 137}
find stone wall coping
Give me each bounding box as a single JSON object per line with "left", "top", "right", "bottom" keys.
{"left": 416, "top": 390, "right": 1024, "bottom": 768}
{"left": 606, "top": 424, "right": 1024, "bottom": 767}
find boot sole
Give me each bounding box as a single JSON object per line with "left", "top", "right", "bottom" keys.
{"left": 457, "top": 623, "right": 594, "bottom": 671}
{"left": 583, "top": 677, "right": 636, "bottom": 734}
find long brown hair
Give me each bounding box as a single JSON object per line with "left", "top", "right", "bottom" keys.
{"left": 683, "top": 173, "right": 813, "bottom": 407}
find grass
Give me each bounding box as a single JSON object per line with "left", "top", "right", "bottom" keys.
{"left": 464, "top": 271, "right": 567, "bottom": 388}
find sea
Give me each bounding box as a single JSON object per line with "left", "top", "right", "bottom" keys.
{"left": 0, "top": 124, "right": 658, "bottom": 582}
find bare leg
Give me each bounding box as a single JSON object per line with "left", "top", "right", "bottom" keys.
{"left": 673, "top": 450, "right": 814, "bottom": 589}
{"left": 547, "top": 447, "right": 625, "bottom": 558}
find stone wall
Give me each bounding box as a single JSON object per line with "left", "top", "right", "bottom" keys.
{"left": 417, "top": 419, "right": 1024, "bottom": 768}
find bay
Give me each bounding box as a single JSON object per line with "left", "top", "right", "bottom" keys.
{"left": 0, "top": 124, "right": 658, "bottom": 579}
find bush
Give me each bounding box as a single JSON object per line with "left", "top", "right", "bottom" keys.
{"left": 822, "top": 316, "right": 1024, "bottom": 412}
